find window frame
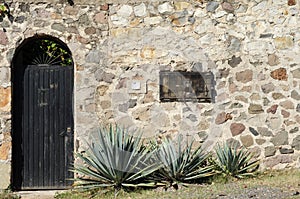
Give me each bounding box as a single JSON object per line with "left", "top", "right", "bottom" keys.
{"left": 159, "top": 71, "right": 213, "bottom": 103}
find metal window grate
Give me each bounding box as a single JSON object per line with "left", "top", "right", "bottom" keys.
{"left": 159, "top": 71, "right": 213, "bottom": 102}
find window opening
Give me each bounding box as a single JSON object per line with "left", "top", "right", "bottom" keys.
{"left": 159, "top": 71, "right": 213, "bottom": 102}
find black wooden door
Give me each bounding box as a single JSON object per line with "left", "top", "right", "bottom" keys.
{"left": 21, "top": 65, "right": 74, "bottom": 189}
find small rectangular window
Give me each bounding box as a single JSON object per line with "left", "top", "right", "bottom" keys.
{"left": 159, "top": 71, "right": 213, "bottom": 102}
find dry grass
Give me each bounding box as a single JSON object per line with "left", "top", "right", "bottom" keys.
{"left": 55, "top": 169, "right": 300, "bottom": 199}
{"left": 0, "top": 169, "right": 298, "bottom": 199}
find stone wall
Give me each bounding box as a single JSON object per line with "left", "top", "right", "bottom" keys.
{"left": 1, "top": 0, "right": 300, "bottom": 189}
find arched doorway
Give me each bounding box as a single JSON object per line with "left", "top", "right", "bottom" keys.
{"left": 11, "top": 34, "right": 74, "bottom": 190}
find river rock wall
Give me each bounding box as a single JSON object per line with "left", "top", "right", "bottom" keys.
{"left": 1, "top": 0, "right": 300, "bottom": 189}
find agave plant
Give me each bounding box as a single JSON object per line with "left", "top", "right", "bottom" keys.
{"left": 213, "top": 143, "right": 259, "bottom": 179}
{"left": 73, "top": 125, "right": 161, "bottom": 194}
{"left": 154, "top": 135, "right": 214, "bottom": 188}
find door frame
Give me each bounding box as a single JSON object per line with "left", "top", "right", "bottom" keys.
{"left": 11, "top": 35, "right": 75, "bottom": 190}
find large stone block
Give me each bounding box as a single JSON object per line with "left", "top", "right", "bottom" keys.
{"left": 240, "top": 135, "right": 254, "bottom": 147}
{"left": 0, "top": 87, "right": 11, "bottom": 111}
{"left": 248, "top": 104, "right": 264, "bottom": 114}
{"left": 270, "top": 131, "right": 288, "bottom": 146}
{"left": 270, "top": 68, "right": 287, "bottom": 80}
{"left": 274, "top": 36, "right": 294, "bottom": 49}
{"left": 230, "top": 123, "right": 245, "bottom": 136}
{"left": 0, "top": 31, "right": 8, "bottom": 46}
{"left": 0, "top": 142, "right": 11, "bottom": 160}
{"left": 236, "top": 69, "right": 253, "bottom": 83}
{"left": 0, "top": 163, "right": 10, "bottom": 189}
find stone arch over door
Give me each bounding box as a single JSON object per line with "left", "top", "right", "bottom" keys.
{"left": 11, "top": 34, "right": 74, "bottom": 190}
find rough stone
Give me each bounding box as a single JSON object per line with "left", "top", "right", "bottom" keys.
{"left": 274, "top": 36, "right": 294, "bottom": 49}
{"left": 289, "top": 127, "right": 298, "bottom": 134}
{"left": 84, "top": 27, "right": 96, "bottom": 35}
{"left": 267, "top": 104, "right": 278, "bottom": 114}
{"left": 100, "top": 4, "right": 109, "bottom": 11}
{"left": 229, "top": 102, "right": 243, "bottom": 108}
{"left": 265, "top": 146, "right": 276, "bottom": 157}
{"left": 117, "top": 5, "right": 133, "bottom": 17}
{"left": 236, "top": 112, "right": 247, "bottom": 121}
{"left": 0, "top": 163, "right": 10, "bottom": 189}
{"left": 256, "top": 139, "right": 266, "bottom": 145}
{"left": 218, "top": 68, "right": 230, "bottom": 78}
{"left": 158, "top": 2, "right": 174, "bottom": 14}
{"left": 134, "top": 3, "right": 147, "bottom": 17}
{"left": 288, "top": 0, "right": 296, "bottom": 6}
{"left": 132, "top": 107, "right": 150, "bottom": 121}
{"left": 0, "top": 142, "right": 11, "bottom": 160}
{"left": 291, "top": 90, "right": 300, "bottom": 100}
{"left": 249, "top": 146, "right": 261, "bottom": 158}
{"left": 270, "top": 68, "right": 287, "bottom": 81}
{"left": 0, "top": 31, "right": 8, "bottom": 46}
{"left": 270, "top": 131, "right": 288, "bottom": 146}
{"left": 228, "top": 55, "right": 242, "bottom": 68}
{"left": 241, "top": 86, "right": 252, "bottom": 92}
{"left": 206, "top": 1, "right": 219, "bottom": 12}
{"left": 222, "top": 2, "right": 234, "bottom": 13}
{"left": 198, "top": 120, "right": 210, "bottom": 131}
{"left": 15, "top": 16, "right": 26, "bottom": 23}
{"left": 257, "top": 127, "right": 273, "bottom": 137}
{"left": 79, "top": 14, "right": 90, "bottom": 26}
{"left": 94, "top": 12, "right": 107, "bottom": 24}
{"left": 267, "top": 116, "right": 282, "bottom": 130}
{"left": 240, "top": 135, "right": 254, "bottom": 147}
{"left": 235, "top": 96, "right": 248, "bottom": 103}
{"left": 174, "top": 2, "right": 190, "bottom": 11}
{"left": 268, "top": 54, "right": 280, "bottom": 66}
{"left": 249, "top": 127, "right": 259, "bottom": 136}
{"left": 261, "top": 83, "right": 275, "bottom": 94}
{"left": 292, "top": 135, "right": 300, "bottom": 150}
{"left": 116, "top": 116, "right": 134, "bottom": 128}
{"left": 144, "top": 16, "right": 162, "bottom": 25}
{"left": 197, "top": 131, "right": 208, "bottom": 142}
{"left": 264, "top": 155, "right": 293, "bottom": 168}
{"left": 281, "top": 110, "right": 290, "bottom": 118}
{"left": 216, "top": 92, "right": 229, "bottom": 102}
{"left": 97, "top": 85, "right": 109, "bottom": 96}
{"left": 95, "top": 69, "right": 115, "bottom": 83}
{"left": 250, "top": 93, "right": 260, "bottom": 101}
{"left": 248, "top": 104, "right": 264, "bottom": 114}
{"left": 263, "top": 97, "right": 270, "bottom": 106}
{"left": 236, "top": 69, "right": 253, "bottom": 83}
{"left": 279, "top": 148, "right": 294, "bottom": 154}
{"left": 0, "top": 87, "right": 10, "bottom": 110}
{"left": 128, "top": 99, "right": 137, "bottom": 108}
{"left": 100, "top": 100, "right": 111, "bottom": 109}
{"left": 296, "top": 104, "right": 300, "bottom": 113}
{"left": 19, "top": 2, "right": 30, "bottom": 12}
{"left": 292, "top": 68, "right": 300, "bottom": 79}
{"left": 272, "top": 93, "right": 285, "bottom": 100}
{"left": 86, "top": 50, "right": 101, "bottom": 64}
{"left": 151, "top": 112, "right": 170, "bottom": 127}
{"left": 230, "top": 123, "right": 246, "bottom": 136}
{"left": 279, "top": 100, "right": 294, "bottom": 109}
{"left": 215, "top": 112, "right": 232, "bottom": 125}
{"left": 228, "top": 37, "right": 241, "bottom": 52}
{"left": 64, "top": 6, "right": 79, "bottom": 15}
{"left": 51, "top": 23, "right": 66, "bottom": 32}
{"left": 142, "top": 91, "right": 155, "bottom": 104}
{"left": 226, "top": 138, "right": 241, "bottom": 148}
{"left": 187, "top": 114, "right": 197, "bottom": 122}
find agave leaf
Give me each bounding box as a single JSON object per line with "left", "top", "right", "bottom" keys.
{"left": 155, "top": 134, "right": 213, "bottom": 185}
{"left": 73, "top": 125, "right": 159, "bottom": 191}
{"left": 214, "top": 142, "right": 259, "bottom": 178}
